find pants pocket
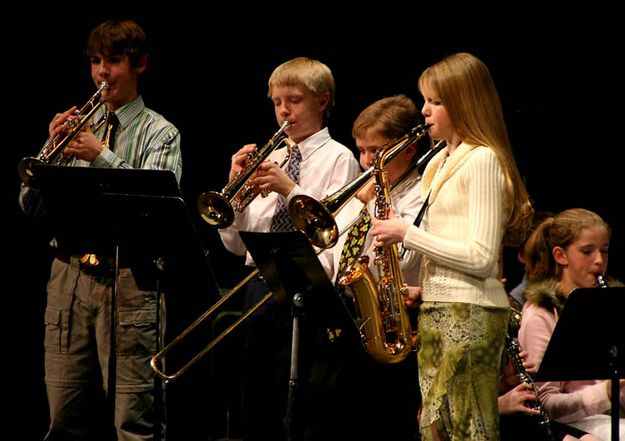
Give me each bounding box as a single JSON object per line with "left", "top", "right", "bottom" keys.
{"left": 44, "top": 306, "right": 65, "bottom": 353}
{"left": 117, "top": 308, "right": 158, "bottom": 355}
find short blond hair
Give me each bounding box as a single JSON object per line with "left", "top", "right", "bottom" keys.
{"left": 268, "top": 57, "right": 335, "bottom": 117}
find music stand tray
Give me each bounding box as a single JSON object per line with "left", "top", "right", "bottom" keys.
{"left": 33, "top": 163, "right": 181, "bottom": 195}
{"left": 34, "top": 164, "right": 180, "bottom": 254}
{"left": 536, "top": 287, "right": 625, "bottom": 441}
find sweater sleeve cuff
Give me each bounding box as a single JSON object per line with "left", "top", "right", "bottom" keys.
{"left": 403, "top": 224, "right": 421, "bottom": 251}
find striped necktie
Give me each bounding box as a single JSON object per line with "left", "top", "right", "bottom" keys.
{"left": 101, "top": 111, "right": 118, "bottom": 151}
{"left": 270, "top": 145, "right": 302, "bottom": 232}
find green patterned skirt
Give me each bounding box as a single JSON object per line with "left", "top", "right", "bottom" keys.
{"left": 418, "top": 302, "right": 509, "bottom": 441}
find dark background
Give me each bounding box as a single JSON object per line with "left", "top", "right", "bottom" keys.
{"left": 5, "top": 6, "right": 622, "bottom": 440}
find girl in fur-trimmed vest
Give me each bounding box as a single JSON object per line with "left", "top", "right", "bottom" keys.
{"left": 518, "top": 208, "right": 624, "bottom": 440}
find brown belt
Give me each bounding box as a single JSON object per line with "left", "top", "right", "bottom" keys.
{"left": 55, "top": 252, "right": 130, "bottom": 276}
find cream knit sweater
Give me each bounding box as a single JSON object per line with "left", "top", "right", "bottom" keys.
{"left": 403, "top": 142, "right": 509, "bottom": 307}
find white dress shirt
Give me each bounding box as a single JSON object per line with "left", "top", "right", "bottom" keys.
{"left": 219, "top": 127, "right": 360, "bottom": 266}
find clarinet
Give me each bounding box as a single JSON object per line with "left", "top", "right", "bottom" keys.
{"left": 506, "top": 309, "right": 555, "bottom": 441}
{"left": 596, "top": 274, "right": 609, "bottom": 288}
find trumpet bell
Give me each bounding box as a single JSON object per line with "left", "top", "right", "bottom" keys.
{"left": 17, "top": 157, "right": 44, "bottom": 189}
{"left": 197, "top": 190, "right": 235, "bottom": 228}
{"left": 288, "top": 194, "right": 338, "bottom": 249}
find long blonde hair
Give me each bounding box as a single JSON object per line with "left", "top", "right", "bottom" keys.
{"left": 419, "top": 52, "right": 533, "bottom": 246}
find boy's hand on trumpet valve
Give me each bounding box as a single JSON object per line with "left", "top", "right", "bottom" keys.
{"left": 49, "top": 106, "right": 78, "bottom": 138}
{"left": 65, "top": 131, "right": 102, "bottom": 162}
{"left": 252, "top": 161, "right": 295, "bottom": 197}
{"left": 229, "top": 144, "right": 257, "bottom": 181}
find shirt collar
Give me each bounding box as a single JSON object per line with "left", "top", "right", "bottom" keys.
{"left": 110, "top": 95, "right": 145, "bottom": 130}
{"left": 293, "top": 127, "right": 331, "bottom": 161}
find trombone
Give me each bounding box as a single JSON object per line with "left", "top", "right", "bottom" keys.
{"left": 151, "top": 270, "right": 268, "bottom": 382}
{"left": 151, "top": 162, "right": 386, "bottom": 381}
{"left": 151, "top": 128, "right": 442, "bottom": 382}
{"left": 150, "top": 215, "right": 367, "bottom": 382}
{"left": 289, "top": 124, "right": 439, "bottom": 249}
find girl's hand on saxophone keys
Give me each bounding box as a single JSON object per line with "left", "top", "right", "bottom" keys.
{"left": 371, "top": 215, "right": 409, "bottom": 247}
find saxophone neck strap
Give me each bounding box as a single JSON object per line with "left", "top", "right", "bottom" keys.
{"left": 412, "top": 191, "right": 430, "bottom": 228}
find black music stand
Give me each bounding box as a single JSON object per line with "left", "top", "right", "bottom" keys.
{"left": 33, "top": 164, "right": 220, "bottom": 439}
{"left": 239, "top": 230, "right": 358, "bottom": 441}
{"left": 536, "top": 287, "right": 625, "bottom": 441}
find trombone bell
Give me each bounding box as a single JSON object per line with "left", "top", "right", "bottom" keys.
{"left": 288, "top": 195, "right": 338, "bottom": 249}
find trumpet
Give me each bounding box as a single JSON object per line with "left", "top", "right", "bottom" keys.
{"left": 18, "top": 81, "right": 109, "bottom": 188}
{"left": 197, "top": 120, "right": 291, "bottom": 228}
{"left": 289, "top": 125, "right": 440, "bottom": 249}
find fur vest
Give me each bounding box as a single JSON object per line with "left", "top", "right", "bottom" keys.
{"left": 524, "top": 277, "right": 624, "bottom": 314}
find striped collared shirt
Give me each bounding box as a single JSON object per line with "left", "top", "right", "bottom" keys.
{"left": 75, "top": 95, "right": 182, "bottom": 182}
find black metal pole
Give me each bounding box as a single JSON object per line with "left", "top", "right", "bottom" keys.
{"left": 610, "top": 345, "right": 619, "bottom": 441}
{"left": 107, "top": 245, "right": 119, "bottom": 438}
{"left": 286, "top": 292, "right": 304, "bottom": 441}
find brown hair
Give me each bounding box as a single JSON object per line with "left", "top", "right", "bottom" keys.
{"left": 523, "top": 208, "right": 610, "bottom": 281}
{"left": 85, "top": 19, "right": 148, "bottom": 68}
{"left": 352, "top": 94, "right": 418, "bottom": 141}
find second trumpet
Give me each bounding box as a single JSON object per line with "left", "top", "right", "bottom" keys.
{"left": 198, "top": 120, "right": 291, "bottom": 228}
{"left": 18, "top": 81, "right": 109, "bottom": 188}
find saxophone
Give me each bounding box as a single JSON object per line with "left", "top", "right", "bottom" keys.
{"left": 506, "top": 309, "right": 554, "bottom": 441}
{"left": 337, "top": 137, "right": 419, "bottom": 364}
